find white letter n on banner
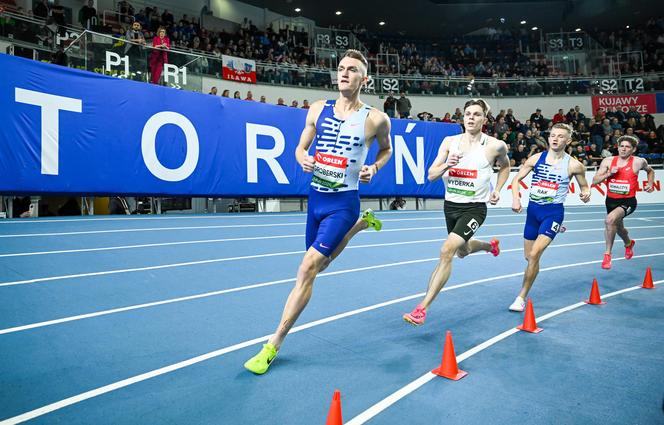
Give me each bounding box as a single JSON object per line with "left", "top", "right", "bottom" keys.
{"left": 394, "top": 135, "right": 425, "bottom": 184}
{"left": 15, "top": 88, "right": 83, "bottom": 175}
{"left": 246, "top": 123, "right": 289, "bottom": 184}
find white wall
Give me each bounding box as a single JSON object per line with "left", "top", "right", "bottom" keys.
{"left": 201, "top": 76, "right": 600, "bottom": 124}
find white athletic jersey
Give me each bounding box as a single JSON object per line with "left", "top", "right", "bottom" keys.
{"left": 310, "top": 100, "right": 372, "bottom": 192}
{"left": 442, "top": 133, "right": 494, "bottom": 203}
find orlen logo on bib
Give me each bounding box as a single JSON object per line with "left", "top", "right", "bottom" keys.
{"left": 315, "top": 151, "right": 347, "bottom": 168}
{"left": 449, "top": 168, "right": 477, "bottom": 178}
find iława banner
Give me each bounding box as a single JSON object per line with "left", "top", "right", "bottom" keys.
{"left": 0, "top": 54, "right": 461, "bottom": 198}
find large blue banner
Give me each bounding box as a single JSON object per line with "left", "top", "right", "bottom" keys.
{"left": 0, "top": 54, "right": 461, "bottom": 198}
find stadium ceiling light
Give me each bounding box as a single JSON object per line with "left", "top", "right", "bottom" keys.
{"left": 520, "top": 20, "right": 527, "bottom": 25}
{"left": 294, "top": 8, "right": 301, "bottom": 12}
{"left": 626, "top": 25, "right": 630, "bottom": 29}
{"left": 575, "top": 28, "right": 581, "bottom": 32}
{"left": 379, "top": 21, "right": 385, "bottom": 26}
{"left": 335, "top": 11, "right": 342, "bottom": 15}
{"left": 531, "top": 26, "right": 538, "bottom": 31}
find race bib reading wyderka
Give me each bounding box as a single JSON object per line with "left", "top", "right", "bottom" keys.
{"left": 312, "top": 151, "right": 347, "bottom": 189}
{"left": 446, "top": 168, "right": 478, "bottom": 196}
{"left": 530, "top": 180, "right": 559, "bottom": 203}
{"left": 608, "top": 179, "right": 630, "bottom": 195}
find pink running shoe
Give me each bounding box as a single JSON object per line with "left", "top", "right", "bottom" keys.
{"left": 403, "top": 304, "right": 426, "bottom": 326}
{"left": 625, "top": 240, "right": 635, "bottom": 260}
{"left": 601, "top": 253, "right": 612, "bottom": 270}
{"left": 489, "top": 238, "right": 500, "bottom": 257}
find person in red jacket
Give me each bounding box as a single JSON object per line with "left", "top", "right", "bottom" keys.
{"left": 592, "top": 135, "right": 655, "bottom": 269}
{"left": 149, "top": 27, "right": 170, "bottom": 84}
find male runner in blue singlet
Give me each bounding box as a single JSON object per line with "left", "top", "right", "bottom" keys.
{"left": 244, "top": 49, "right": 393, "bottom": 374}
{"left": 508, "top": 123, "right": 591, "bottom": 311}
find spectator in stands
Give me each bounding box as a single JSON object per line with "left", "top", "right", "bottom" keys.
{"left": 552, "top": 108, "right": 566, "bottom": 124}
{"left": 505, "top": 108, "right": 516, "bottom": 129}
{"left": 51, "top": 45, "right": 67, "bottom": 66}
{"left": 277, "top": 97, "right": 286, "bottom": 106}
{"left": 602, "top": 118, "right": 613, "bottom": 141}
{"left": 605, "top": 106, "right": 625, "bottom": 122}
{"left": 291, "top": 100, "right": 299, "bottom": 107}
{"left": 587, "top": 143, "right": 603, "bottom": 166}
{"left": 383, "top": 92, "right": 396, "bottom": 118}
{"left": 572, "top": 145, "right": 588, "bottom": 165}
{"left": 149, "top": 27, "right": 170, "bottom": 84}
{"left": 589, "top": 118, "right": 604, "bottom": 150}
{"left": 233, "top": 91, "right": 241, "bottom": 99}
{"left": 260, "top": 95, "right": 267, "bottom": 103}
{"left": 451, "top": 107, "right": 462, "bottom": 121}
{"left": 50, "top": 0, "right": 65, "bottom": 25}
{"left": 118, "top": 0, "right": 135, "bottom": 24}
{"left": 33, "top": 0, "right": 49, "bottom": 19}
{"left": 302, "top": 99, "right": 310, "bottom": 109}
{"left": 495, "top": 116, "right": 509, "bottom": 137}
{"left": 634, "top": 116, "right": 649, "bottom": 138}
{"left": 78, "top": 0, "right": 97, "bottom": 29}
{"left": 577, "top": 121, "right": 590, "bottom": 144}
{"left": 245, "top": 91, "right": 254, "bottom": 101}
{"left": 610, "top": 117, "right": 622, "bottom": 131}
{"left": 511, "top": 143, "right": 528, "bottom": 167}
{"left": 397, "top": 92, "right": 411, "bottom": 119}
{"left": 162, "top": 9, "right": 174, "bottom": 27}
{"left": 441, "top": 112, "right": 452, "bottom": 123}
{"left": 530, "top": 108, "right": 545, "bottom": 129}
{"left": 221, "top": 89, "right": 229, "bottom": 97}
{"left": 125, "top": 21, "right": 146, "bottom": 60}
{"left": 646, "top": 131, "right": 663, "bottom": 154}
{"left": 208, "top": 87, "right": 218, "bottom": 95}
{"left": 626, "top": 106, "right": 641, "bottom": 121}
{"left": 417, "top": 111, "right": 434, "bottom": 121}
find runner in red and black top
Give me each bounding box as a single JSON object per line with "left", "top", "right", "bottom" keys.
{"left": 592, "top": 135, "right": 655, "bottom": 270}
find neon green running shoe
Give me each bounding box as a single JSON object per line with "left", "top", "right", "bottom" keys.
{"left": 244, "top": 343, "right": 278, "bottom": 375}
{"left": 361, "top": 209, "right": 382, "bottom": 231}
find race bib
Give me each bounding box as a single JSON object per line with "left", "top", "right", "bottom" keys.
{"left": 446, "top": 168, "right": 478, "bottom": 197}
{"left": 530, "top": 180, "right": 559, "bottom": 203}
{"left": 608, "top": 180, "right": 630, "bottom": 195}
{"left": 312, "top": 151, "right": 347, "bottom": 189}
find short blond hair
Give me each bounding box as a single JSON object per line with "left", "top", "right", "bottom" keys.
{"left": 551, "top": 123, "right": 573, "bottom": 137}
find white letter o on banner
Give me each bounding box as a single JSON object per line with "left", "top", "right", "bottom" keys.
{"left": 141, "top": 111, "right": 199, "bottom": 182}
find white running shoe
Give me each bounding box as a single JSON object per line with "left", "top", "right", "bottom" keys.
{"left": 509, "top": 296, "right": 526, "bottom": 312}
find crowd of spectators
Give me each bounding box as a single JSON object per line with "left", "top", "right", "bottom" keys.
{"left": 3, "top": 0, "right": 661, "bottom": 82}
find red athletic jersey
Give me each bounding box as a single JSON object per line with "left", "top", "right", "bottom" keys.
{"left": 605, "top": 156, "right": 638, "bottom": 199}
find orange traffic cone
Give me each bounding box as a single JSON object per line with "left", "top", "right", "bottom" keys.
{"left": 585, "top": 278, "right": 606, "bottom": 305}
{"left": 517, "top": 298, "right": 543, "bottom": 333}
{"left": 642, "top": 267, "right": 655, "bottom": 289}
{"left": 432, "top": 331, "right": 468, "bottom": 380}
{"left": 326, "top": 389, "right": 343, "bottom": 425}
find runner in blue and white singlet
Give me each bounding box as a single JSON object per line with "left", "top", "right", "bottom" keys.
{"left": 509, "top": 123, "right": 591, "bottom": 312}
{"left": 306, "top": 100, "right": 373, "bottom": 257}
{"left": 244, "top": 49, "right": 393, "bottom": 374}
{"left": 524, "top": 150, "right": 571, "bottom": 240}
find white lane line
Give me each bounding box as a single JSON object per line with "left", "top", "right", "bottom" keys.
{"left": 1, "top": 214, "right": 661, "bottom": 238}
{"left": 2, "top": 245, "right": 663, "bottom": 336}
{"left": 1, "top": 259, "right": 661, "bottom": 425}
{"left": 345, "top": 280, "right": 663, "bottom": 424}
{"left": 4, "top": 222, "right": 663, "bottom": 258}
{"left": 3, "top": 206, "right": 661, "bottom": 225}
{"left": 2, "top": 225, "right": 663, "bottom": 288}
